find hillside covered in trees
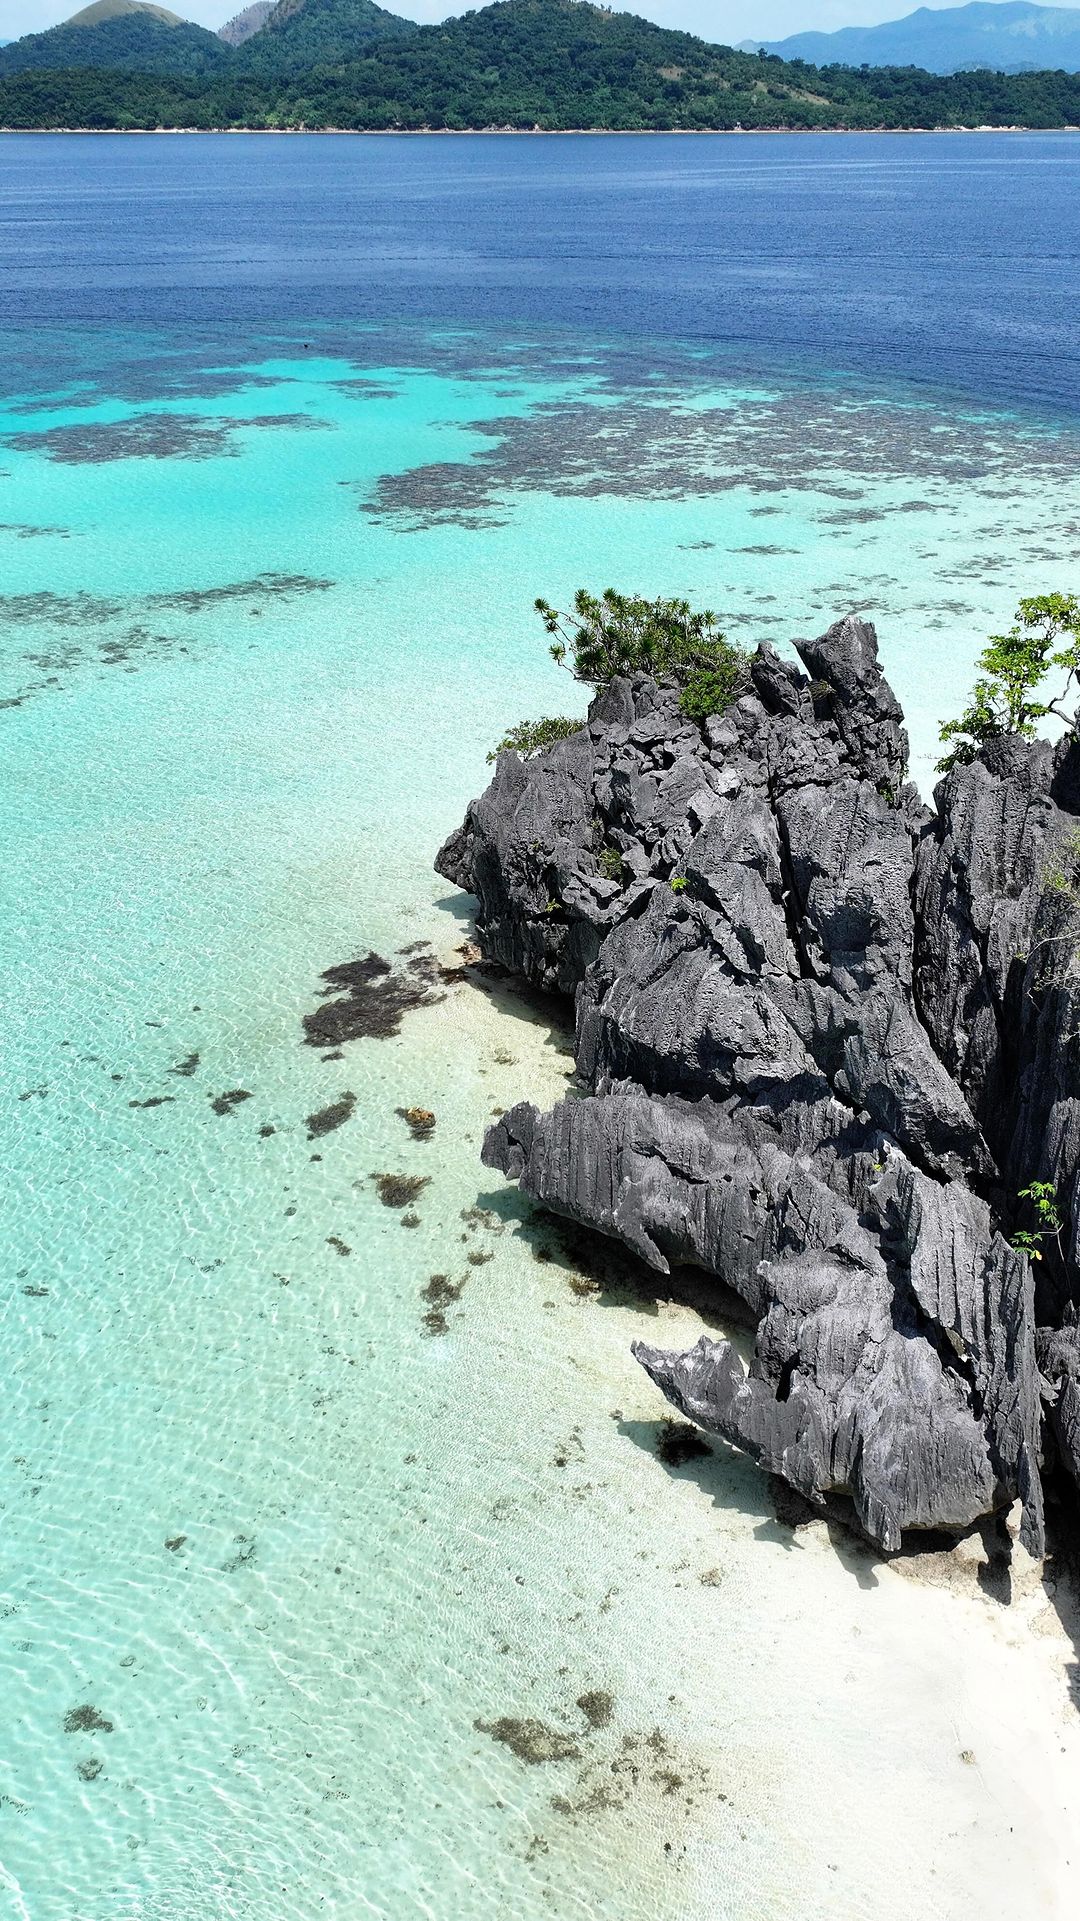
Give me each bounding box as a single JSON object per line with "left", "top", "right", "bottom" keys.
{"left": 4, "top": 0, "right": 1080, "bottom": 130}
{"left": 239, "top": 0, "right": 418, "bottom": 74}
{"left": 0, "top": 0, "right": 232, "bottom": 78}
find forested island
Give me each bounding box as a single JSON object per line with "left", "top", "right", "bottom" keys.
{"left": 5, "top": 0, "right": 1080, "bottom": 132}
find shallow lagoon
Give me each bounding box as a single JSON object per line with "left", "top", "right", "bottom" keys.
{"left": 3, "top": 135, "right": 1080, "bottom": 1919}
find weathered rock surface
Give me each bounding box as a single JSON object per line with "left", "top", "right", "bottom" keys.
{"left": 438, "top": 616, "right": 1080, "bottom": 1555}
{"left": 1038, "top": 1324, "right": 1080, "bottom": 1494}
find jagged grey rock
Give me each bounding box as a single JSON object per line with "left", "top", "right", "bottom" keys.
{"left": 1038, "top": 1325, "right": 1080, "bottom": 1494}
{"left": 438, "top": 614, "right": 1080, "bottom": 1556}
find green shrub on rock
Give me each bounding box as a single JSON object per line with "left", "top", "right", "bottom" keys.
{"left": 938, "top": 593, "right": 1080, "bottom": 771}
{"left": 679, "top": 655, "right": 748, "bottom": 723}
{"left": 1011, "top": 1180, "right": 1064, "bottom": 1263}
{"left": 487, "top": 716, "right": 583, "bottom": 763}
{"left": 536, "top": 587, "right": 748, "bottom": 723}
{"left": 1043, "top": 823, "right": 1080, "bottom": 905}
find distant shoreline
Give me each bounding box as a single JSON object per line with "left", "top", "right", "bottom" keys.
{"left": 2, "top": 124, "right": 1075, "bottom": 136}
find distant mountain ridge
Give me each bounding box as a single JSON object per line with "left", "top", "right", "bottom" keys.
{"left": 749, "top": 2, "right": 1080, "bottom": 75}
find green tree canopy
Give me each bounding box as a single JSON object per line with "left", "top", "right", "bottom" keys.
{"left": 938, "top": 593, "right": 1080, "bottom": 770}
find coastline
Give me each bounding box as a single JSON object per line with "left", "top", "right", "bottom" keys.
{"left": 0, "top": 123, "right": 1071, "bottom": 135}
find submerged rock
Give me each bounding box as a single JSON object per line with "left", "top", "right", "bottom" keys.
{"left": 475, "top": 1715, "right": 581, "bottom": 1764}
{"left": 439, "top": 615, "right": 1080, "bottom": 1556}
{"left": 306, "top": 1091, "right": 357, "bottom": 1139}
{"left": 370, "top": 1171, "right": 430, "bottom": 1210}
{"left": 302, "top": 951, "right": 443, "bottom": 1047}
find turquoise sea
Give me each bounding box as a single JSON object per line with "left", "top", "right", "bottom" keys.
{"left": 3, "top": 134, "right": 1080, "bottom": 1919}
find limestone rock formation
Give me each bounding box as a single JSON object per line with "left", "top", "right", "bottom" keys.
{"left": 218, "top": 3, "right": 273, "bottom": 47}
{"left": 438, "top": 616, "right": 1080, "bottom": 1554}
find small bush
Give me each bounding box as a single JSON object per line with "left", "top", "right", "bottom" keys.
{"left": 679, "top": 653, "right": 747, "bottom": 723}
{"left": 487, "top": 716, "right": 582, "bottom": 763}
{"left": 536, "top": 587, "right": 748, "bottom": 722}
{"left": 1011, "top": 1180, "right": 1064, "bottom": 1262}
{"left": 1043, "top": 824, "right": 1080, "bottom": 905}
{"left": 598, "top": 845, "right": 624, "bottom": 881}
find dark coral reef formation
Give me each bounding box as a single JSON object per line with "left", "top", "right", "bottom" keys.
{"left": 437, "top": 616, "right": 1080, "bottom": 1556}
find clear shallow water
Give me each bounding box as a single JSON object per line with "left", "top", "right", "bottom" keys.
{"left": 2, "top": 136, "right": 1080, "bottom": 1920}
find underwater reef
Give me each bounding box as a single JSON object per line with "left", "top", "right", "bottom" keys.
{"left": 437, "top": 615, "right": 1080, "bottom": 1556}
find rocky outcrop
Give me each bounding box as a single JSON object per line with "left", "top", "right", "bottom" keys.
{"left": 1039, "top": 1324, "right": 1080, "bottom": 1494}
{"left": 217, "top": 2, "right": 273, "bottom": 47}
{"left": 438, "top": 616, "right": 1080, "bottom": 1555}
{"left": 914, "top": 734, "right": 1080, "bottom": 1304}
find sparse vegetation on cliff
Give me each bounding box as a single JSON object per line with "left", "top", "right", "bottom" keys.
{"left": 1011, "top": 1180, "right": 1065, "bottom": 1262}
{"left": 487, "top": 715, "right": 583, "bottom": 762}
{"left": 938, "top": 592, "right": 1080, "bottom": 769}
{"left": 538, "top": 587, "right": 749, "bottom": 723}
{"left": 491, "top": 588, "right": 749, "bottom": 768}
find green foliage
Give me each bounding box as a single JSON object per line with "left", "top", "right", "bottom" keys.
{"left": 1043, "top": 823, "right": 1080, "bottom": 904}
{"left": 670, "top": 875, "right": 687, "bottom": 892}
{"left": 1011, "top": 1180, "right": 1064, "bottom": 1262}
{"left": 680, "top": 655, "right": 747, "bottom": 724}
{"left": 8, "top": 0, "right": 1080, "bottom": 130}
{"left": 486, "top": 715, "right": 582, "bottom": 763}
{"left": 537, "top": 587, "right": 748, "bottom": 724}
{"left": 598, "top": 845, "right": 624, "bottom": 881}
{"left": 938, "top": 592, "right": 1080, "bottom": 770}
{"left": 239, "top": 0, "right": 416, "bottom": 77}
{"left": 537, "top": 587, "right": 718, "bottom": 684}
{"left": 0, "top": 9, "right": 231, "bottom": 78}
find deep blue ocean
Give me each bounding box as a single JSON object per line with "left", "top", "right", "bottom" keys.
{"left": 3, "top": 133, "right": 1080, "bottom": 1921}
{"left": 1, "top": 131, "right": 1079, "bottom": 409}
